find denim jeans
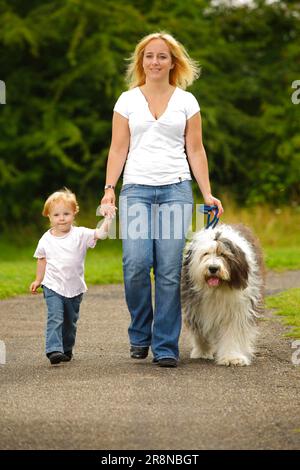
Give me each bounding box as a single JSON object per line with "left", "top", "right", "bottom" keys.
{"left": 42, "top": 286, "right": 83, "bottom": 355}
{"left": 119, "top": 180, "right": 193, "bottom": 360}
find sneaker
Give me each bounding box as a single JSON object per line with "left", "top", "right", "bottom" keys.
{"left": 47, "top": 351, "right": 66, "bottom": 365}
{"left": 61, "top": 350, "right": 73, "bottom": 362}
{"left": 130, "top": 346, "right": 149, "bottom": 359}
{"left": 157, "top": 357, "right": 177, "bottom": 368}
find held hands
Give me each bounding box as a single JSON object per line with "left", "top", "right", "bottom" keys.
{"left": 100, "top": 188, "right": 116, "bottom": 218}
{"left": 96, "top": 203, "right": 117, "bottom": 240}
{"left": 99, "top": 204, "right": 117, "bottom": 219}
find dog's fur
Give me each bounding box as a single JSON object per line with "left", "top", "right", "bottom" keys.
{"left": 181, "top": 224, "right": 265, "bottom": 366}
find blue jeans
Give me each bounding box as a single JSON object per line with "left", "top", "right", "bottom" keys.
{"left": 42, "top": 286, "right": 83, "bottom": 355}
{"left": 119, "top": 180, "right": 193, "bottom": 360}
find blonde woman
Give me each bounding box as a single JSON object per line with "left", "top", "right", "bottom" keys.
{"left": 101, "top": 32, "right": 223, "bottom": 367}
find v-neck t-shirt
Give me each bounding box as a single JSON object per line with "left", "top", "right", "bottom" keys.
{"left": 113, "top": 87, "right": 200, "bottom": 186}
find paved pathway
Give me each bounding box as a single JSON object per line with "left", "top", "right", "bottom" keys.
{"left": 0, "top": 271, "right": 299, "bottom": 449}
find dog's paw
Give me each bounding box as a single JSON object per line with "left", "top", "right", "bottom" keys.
{"left": 216, "top": 354, "right": 250, "bottom": 366}
{"left": 190, "top": 348, "right": 214, "bottom": 360}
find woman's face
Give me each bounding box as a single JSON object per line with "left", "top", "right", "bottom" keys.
{"left": 142, "top": 39, "right": 174, "bottom": 83}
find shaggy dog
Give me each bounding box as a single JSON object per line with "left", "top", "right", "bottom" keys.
{"left": 181, "top": 224, "right": 264, "bottom": 366}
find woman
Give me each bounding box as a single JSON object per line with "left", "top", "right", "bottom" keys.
{"left": 100, "top": 32, "right": 223, "bottom": 367}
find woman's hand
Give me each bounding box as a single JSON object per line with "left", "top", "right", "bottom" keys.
{"left": 100, "top": 189, "right": 116, "bottom": 217}
{"left": 203, "top": 194, "right": 224, "bottom": 217}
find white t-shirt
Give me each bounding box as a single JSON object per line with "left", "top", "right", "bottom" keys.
{"left": 33, "top": 226, "right": 97, "bottom": 298}
{"left": 113, "top": 86, "right": 200, "bottom": 185}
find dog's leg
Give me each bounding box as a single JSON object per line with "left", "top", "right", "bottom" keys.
{"left": 215, "top": 323, "right": 255, "bottom": 366}
{"left": 190, "top": 332, "right": 214, "bottom": 360}
{"left": 216, "top": 351, "right": 250, "bottom": 367}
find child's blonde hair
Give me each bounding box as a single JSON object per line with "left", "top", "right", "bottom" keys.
{"left": 42, "top": 188, "right": 79, "bottom": 217}
{"left": 125, "top": 31, "right": 201, "bottom": 90}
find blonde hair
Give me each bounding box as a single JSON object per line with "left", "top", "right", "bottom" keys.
{"left": 125, "top": 31, "right": 200, "bottom": 90}
{"left": 42, "top": 187, "right": 79, "bottom": 217}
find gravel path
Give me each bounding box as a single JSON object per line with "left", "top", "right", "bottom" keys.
{"left": 0, "top": 271, "right": 299, "bottom": 450}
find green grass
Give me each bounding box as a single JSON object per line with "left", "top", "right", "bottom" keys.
{"left": 0, "top": 241, "right": 36, "bottom": 298}
{"left": 266, "top": 288, "right": 300, "bottom": 338}
{"left": 85, "top": 239, "right": 123, "bottom": 284}
{"left": 219, "top": 197, "right": 300, "bottom": 249}
{"left": 0, "top": 240, "right": 298, "bottom": 300}
{"left": 0, "top": 260, "right": 36, "bottom": 299}
{"left": 264, "top": 246, "right": 300, "bottom": 271}
{"left": 0, "top": 200, "right": 300, "bottom": 299}
{"left": 218, "top": 197, "right": 300, "bottom": 271}
{"left": 0, "top": 239, "right": 123, "bottom": 300}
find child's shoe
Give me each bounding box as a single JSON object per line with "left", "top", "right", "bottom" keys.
{"left": 47, "top": 351, "right": 67, "bottom": 365}
{"left": 130, "top": 346, "right": 149, "bottom": 359}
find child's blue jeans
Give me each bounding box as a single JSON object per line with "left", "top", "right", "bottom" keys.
{"left": 42, "top": 286, "right": 83, "bottom": 355}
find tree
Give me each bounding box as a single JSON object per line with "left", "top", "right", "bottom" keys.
{"left": 0, "top": 0, "right": 299, "bottom": 230}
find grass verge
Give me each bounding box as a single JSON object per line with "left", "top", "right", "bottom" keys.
{"left": 0, "top": 239, "right": 123, "bottom": 300}
{"left": 266, "top": 288, "right": 300, "bottom": 338}
{"left": 1, "top": 199, "right": 300, "bottom": 299}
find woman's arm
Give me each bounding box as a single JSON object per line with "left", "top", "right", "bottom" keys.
{"left": 30, "top": 258, "right": 46, "bottom": 294}
{"left": 100, "top": 112, "right": 130, "bottom": 214}
{"left": 185, "top": 112, "right": 224, "bottom": 216}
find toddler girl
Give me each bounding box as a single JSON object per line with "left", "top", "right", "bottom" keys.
{"left": 30, "top": 188, "right": 115, "bottom": 365}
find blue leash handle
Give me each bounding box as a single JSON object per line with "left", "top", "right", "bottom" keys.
{"left": 199, "top": 204, "right": 219, "bottom": 229}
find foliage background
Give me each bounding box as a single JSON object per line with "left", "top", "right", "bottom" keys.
{"left": 0, "top": 0, "right": 300, "bottom": 233}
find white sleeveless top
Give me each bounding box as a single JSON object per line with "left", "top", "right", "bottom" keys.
{"left": 113, "top": 87, "right": 200, "bottom": 186}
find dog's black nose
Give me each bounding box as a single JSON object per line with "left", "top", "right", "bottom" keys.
{"left": 209, "top": 266, "right": 219, "bottom": 274}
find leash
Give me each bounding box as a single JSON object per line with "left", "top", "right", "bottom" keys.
{"left": 199, "top": 204, "right": 219, "bottom": 229}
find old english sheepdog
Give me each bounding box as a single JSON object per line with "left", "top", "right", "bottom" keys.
{"left": 181, "top": 224, "right": 265, "bottom": 366}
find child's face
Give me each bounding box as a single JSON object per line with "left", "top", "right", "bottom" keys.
{"left": 48, "top": 201, "right": 75, "bottom": 233}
